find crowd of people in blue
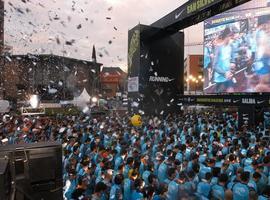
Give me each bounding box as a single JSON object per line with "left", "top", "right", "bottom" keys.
{"left": 1, "top": 111, "right": 270, "bottom": 200}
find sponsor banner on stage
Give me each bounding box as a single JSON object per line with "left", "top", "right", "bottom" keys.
{"left": 178, "top": 95, "right": 270, "bottom": 106}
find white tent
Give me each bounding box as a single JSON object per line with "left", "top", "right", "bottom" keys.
{"left": 72, "top": 88, "right": 91, "bottom": 107}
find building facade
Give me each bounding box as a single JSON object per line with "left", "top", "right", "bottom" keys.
{"left": 1, "top": 54, "right": 102, "bottom": 102}
{"left": 184, "top": 55, "right": 204, "bottom": 94}
{"left": 100, "top": 67, "right": 127, "bottom": 98}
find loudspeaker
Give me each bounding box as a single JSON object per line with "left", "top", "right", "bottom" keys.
{"left": 0, "top": 142, "right": 63, "bottom": 200}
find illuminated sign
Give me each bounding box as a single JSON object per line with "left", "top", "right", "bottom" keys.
{"left": 196, "top": 98, "right": 224, "bottom": 103}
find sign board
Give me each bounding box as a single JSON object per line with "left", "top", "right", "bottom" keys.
{"left": 178, "top": 94, "right": 270, "bottom": 107}
{"left": 21, "top": 107, "right": 45, "bottom": 116}
{"left": 128, "top": 77, "right": 139, "bottom": 92}
{"left": 151, "top": 0, "right": 251, "bottom": 34}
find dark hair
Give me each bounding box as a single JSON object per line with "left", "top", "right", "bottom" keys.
{"left": 167, "top": 167, "right": 176, "bottom": 178}
{"left": 127, "top": 157, "right": 134, "bottom": 165}
{"left": 262, "top": 185, "right": 270, "bottom": 197}
{"left": 148, "top": 174, "right": 156, "bottom": 184}
{"left": 240, "top": 171, "right": 250, "bottom": 183}
{"left": 95, "top": 182, "right": 107, "bottom": 193}
{"left": 253, "top": 172, "right": 261, "bottom": 180}
{"left": 205, "top": 172, "right": 212, "bottom": 181}
{"left": 114, "top": 174, "right": 123, "bottom": 185}
{"left": 134, "top": 178, "right": 143, "bottom": 189}
{"left": 219, "top": 173, "right": 228, "bottom": 184}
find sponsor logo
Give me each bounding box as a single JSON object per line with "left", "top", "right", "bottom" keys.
{"left": 175, "top": 9, "right": 185, "bottom": 19}
{"left": 149, "top": 76, "right": 174, "bottom": 83}
{"left": 233, "top": 100, "right": 240, "bottom": 103}
{"left": 257, "top": 100, "right": 265, "bottom": 104}
{"left": 242, "top": 98, "right": 256, "bottom": 104}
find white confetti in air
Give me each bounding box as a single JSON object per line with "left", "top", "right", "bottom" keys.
{"left": 154, "top": 72, "right": 158, "bottom": 76}
{"left": 160, "top": 110, "right": 164, "bottom": 115}
{"left": 58, "top": 81, "right": 63, "bottom": 86}
{"left": 131, "top": 102, "right": 139, "bottom": 107}
{"left": 5, "top": 56, "right": 12, "bottom": 62}
{"left": 48, "top": 88, "right": 57, "bottom": 94}
{"left": 139, "top": 110, "right": 145, "bottom": 115}
{"left": 170, "top": 99, "right": 174, "bottom": 103}
{"left": 83, "top": 79, "right": 88, "bottom": 82}
{"left": 151, "top": 61, "right": 154, "bottom": 66}
{"left": 91, "top": 69, "right": 96, "bottom": 73}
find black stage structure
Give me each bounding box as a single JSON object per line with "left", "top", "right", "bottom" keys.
{"left": 127, "top": 0, "right": 270, "bottom": 127}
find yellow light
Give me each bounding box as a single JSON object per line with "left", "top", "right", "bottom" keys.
{"left": 195, "top": 80, "right": 199, "bottom": 83}
{"left": 198, "top": 75, "right": 202, "bottom": 79}
{"left": 189, "top": 75, "right": 193, "bottom": 79}
{"left": 201, "top": 78, "right": 205, "bottom": 82}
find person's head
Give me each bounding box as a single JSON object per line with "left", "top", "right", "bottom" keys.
{"left": 94, "top": 182, "right": 107, "bottom": 195}
{"left": 68, "top": 169, "right": 76, "bottom": 180}
{"left": 252, "top": 172, "right": 261, "bottom": 182}
{"left": 114, "top": 174, "right": 124, "bottom": 185}
{"left": 220, "top": 27, "right": 233, "bottom": 44}
{"left": 148, "top": 174, "right": 157, "bottom": 185}
{"left": 219, "top": 173, "right": 228, "bottom": 185}
{"left": 134, "top": 178, "right": 144, "bottom": 191}
{"left": 240, "top": 171, "right": 250, "bottom": 184}
{"left": 126, "top": 157, "right": 134, "bottom": 166}
{"left": 262, "top": 185, "right": 270, "bottom": 197}
{"left": 167, "top": 167, "right": 176, "bottom": 180}
{"left": 178, "top": 172, "right": 186, "bottom": 183}
{"left": 205, "top": 172, "right": 212, "bottom": 182}
{"left": 156, "top": 183, "right": 168, "bottom": 197}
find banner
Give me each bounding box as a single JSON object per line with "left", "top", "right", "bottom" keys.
{"left": 151, "top": 0, "right": 251, "bottom": 31}
{"left": 128, "top": 77, "right": 139, "bottom": 92}
{"left": 178, "top": 94, "right": 270, "bottom": 106}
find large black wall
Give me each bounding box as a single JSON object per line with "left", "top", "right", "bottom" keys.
{"left": 128, "top": 24, "right": 184, "bottom": 114}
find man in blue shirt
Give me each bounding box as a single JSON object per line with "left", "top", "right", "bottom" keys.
{"left": 110, "top": 174, "right": 124, "bottom": 200}
{"left": 213, "top": 27, "right": 235, "bottom": 93}
{"left": 211, "top": 173, "right": 228, "bottom": 200}
{"left": 232, "top": 171, "right": 252, "bottom": 200}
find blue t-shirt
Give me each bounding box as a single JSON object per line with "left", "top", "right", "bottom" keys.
{"left": 131, "top": 190, "right": 144, "bottom": 200}
{"left": 158, "top": 162, "right": 167, "bottom": 183}
{"left": 197, "top": 181, "right": 211, "bottom": 198}
{"left": 167, "top": 180, "right": 179, "bottom": 200}
{"left": 211, "top": 184, "right": 225, "bottom": 200}
{"left": 232, "top": 183, "right": 250, "bottom": 200}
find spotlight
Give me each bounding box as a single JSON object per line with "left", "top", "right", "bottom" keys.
{"left": 92, "top": 97, "right": 98, "bottom": 103}
{"left": 29, "top": 95, "right": 39, "bottom": 108}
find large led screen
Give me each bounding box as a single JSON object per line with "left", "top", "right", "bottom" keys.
{"left": 203, "top": 0, "right": 270, "bottom": 93}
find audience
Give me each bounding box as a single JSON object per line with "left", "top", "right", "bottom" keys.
{"left": 1, "top": 111, "right": 270, "bottom": 200}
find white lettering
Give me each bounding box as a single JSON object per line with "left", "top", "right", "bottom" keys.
{"left": 242, "top": 98, "right": 256, "bottom": 104}
{"left": 149, "top": 76, "right": 174, "bottom": 83}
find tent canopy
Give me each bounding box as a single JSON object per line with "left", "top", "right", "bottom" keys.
{"left": 73, "top": 88, "right": 91, "bottom": 105}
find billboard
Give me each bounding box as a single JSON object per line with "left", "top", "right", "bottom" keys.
{"left": 203, "top": 0, "right": 270, "bottom": 93}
